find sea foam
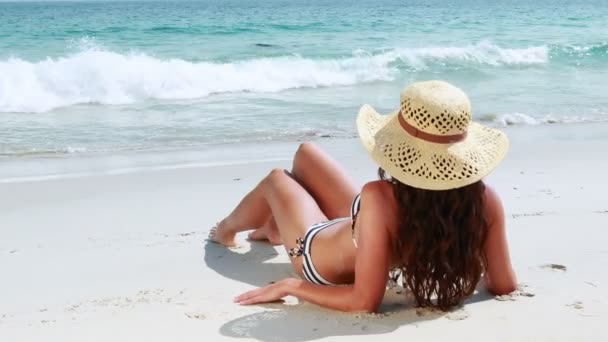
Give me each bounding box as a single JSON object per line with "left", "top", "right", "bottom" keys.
{"left": 0, "top": 42, "right": 549, "bottom": 113}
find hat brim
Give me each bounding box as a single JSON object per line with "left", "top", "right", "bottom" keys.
{"left": 356, "top": 104, "right": 509, "bottom": 190}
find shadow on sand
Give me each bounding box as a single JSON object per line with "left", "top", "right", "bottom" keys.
{"left": 204, "top": 240, "right": 494, "bottom": 341}
{"left": 204, "top": 239, "right": 295, "bottom": 287}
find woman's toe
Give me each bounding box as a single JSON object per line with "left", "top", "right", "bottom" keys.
{"left": 207, "top": 225, "right": 220, "bottom": 241}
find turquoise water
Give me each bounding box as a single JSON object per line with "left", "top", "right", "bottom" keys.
{"left": 1, "top": 0, "right": 607, "bottom": 157}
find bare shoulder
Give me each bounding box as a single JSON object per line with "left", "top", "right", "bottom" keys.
{"left": 359, "top": 180, "right": 398, "bottom": 225}
{"left": 361, "top": 180, "right": 394, "bottom": 203}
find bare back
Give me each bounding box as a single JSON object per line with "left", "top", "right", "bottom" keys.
{"left": 311, "top": 179, "right": 516, "bottom": 301}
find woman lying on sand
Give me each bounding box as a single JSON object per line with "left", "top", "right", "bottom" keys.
{"left": 209, "top": 80, "right": 517, "bottom": 312}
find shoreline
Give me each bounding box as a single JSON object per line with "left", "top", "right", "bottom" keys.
{"left": 2, "top": 121, "right": 608, "bottom": 184}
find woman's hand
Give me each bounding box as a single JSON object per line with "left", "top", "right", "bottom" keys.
{"left": 234, "top": 278, "right": 300, "bottom": 305}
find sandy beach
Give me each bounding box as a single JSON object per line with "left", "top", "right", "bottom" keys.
{"left": 1, "top": 123, "right": 607, "bottom": 341}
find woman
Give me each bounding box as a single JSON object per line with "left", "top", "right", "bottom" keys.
{"left": 209, "top": 80, "right": 517, "bottom": 312}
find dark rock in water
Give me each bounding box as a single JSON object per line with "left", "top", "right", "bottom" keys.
{"left": 254, "top": 43, "right": 276, "bottom": 48}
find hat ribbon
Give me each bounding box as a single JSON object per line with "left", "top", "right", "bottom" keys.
{"left": 398, "top": 112, "right": 467, "bottom": 144}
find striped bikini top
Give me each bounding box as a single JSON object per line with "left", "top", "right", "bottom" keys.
{"left": 350, "top": 193, "right": 362, "bottom": 248}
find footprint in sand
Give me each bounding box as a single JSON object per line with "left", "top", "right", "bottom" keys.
{"left": 415, "top": 307, "right": 442, "bottom": 317}
{"left": 566, "top": 301, "right": 584, "bottom": 310}
{"left": 494, "top": 284, "right": 535, "bottom": 301}
{"left": 185, "top": 312, "right": 207, "bottom": 320}
{"left": 512, "top": 212, "right": 545, "bottom": 219}
{"left": 446, "top": 308, "right": 469, "bottom": 321}
{"left": 415, "top": 306, "right": 469, "bottom": 320}
{"left": 353, "top": 312, "right": 391, "bottom": 319}
{"left": 540, "top": 263, "right": 567, "bottom": 272}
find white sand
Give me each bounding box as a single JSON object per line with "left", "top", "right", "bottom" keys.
{"left": 1, "top": 123, "right": 607, "bottom": 341}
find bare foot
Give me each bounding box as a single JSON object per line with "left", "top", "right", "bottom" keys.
{"left": 248, "top": 226, "right": 282, "bottom": 245}
{"left": 207, "top": 221, "right": 238, "bottom": 247}
{"left": 247, "top": 228, "right": 267, "bottom": 241}
{"left": 267, "top": 231, "right": 282, "bottom": 245}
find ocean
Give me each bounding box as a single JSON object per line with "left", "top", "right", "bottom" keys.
{"left": 1, "top": 0, "right": 607, "bottom": 158}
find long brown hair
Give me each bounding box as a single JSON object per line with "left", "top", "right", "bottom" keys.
{"left": 379, "top": 168, "right": 489, "bottom": 310}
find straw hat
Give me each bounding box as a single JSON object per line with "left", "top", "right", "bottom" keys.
{"left": 357, "top": 80, "right": 508, "bottom": 190}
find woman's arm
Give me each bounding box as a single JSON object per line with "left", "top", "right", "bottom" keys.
{"left": 235, "top": 278, "right": 359, "bottom": 311}
{"left": 235, "top": 182, "right": 393, "bottom": 312}
{"left": 483, "top": 185, "right": 517, "bottom": 295}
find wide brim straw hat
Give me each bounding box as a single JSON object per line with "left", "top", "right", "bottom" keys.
{"left": 357, "top": 80, "right": 509, "bottom": 190}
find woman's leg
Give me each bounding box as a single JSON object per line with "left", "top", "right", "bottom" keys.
{"left": 209, "top": 168, "right": 327, "bottom": 272}
{"left": 247, "top": 217, "right": 282, "bottom": 245}
{"left": 291, "top": 142, "right": 359, "bottom": 219}
{"left": 246, "top": 142, "right": 358, "bottom": 243}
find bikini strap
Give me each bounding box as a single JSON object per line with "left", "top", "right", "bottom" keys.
{"left": 350, "top": 193, "right": 362, "bottom": 240}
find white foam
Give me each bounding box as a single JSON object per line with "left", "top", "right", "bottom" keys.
{"left": 386, "top": 41, "right": 548, "bottom": 68}
{"left": 494, "top": 112, "right": 542, "bottom": 126}
{"left": 482, "top": 112, "right": 608, "bottom": 126}
{"left": 0, "top": 42, "right": 548, "bottom": 113}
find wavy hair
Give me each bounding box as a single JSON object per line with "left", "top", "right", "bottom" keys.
{"left": 379, "top": 168, "right": 489, "bottom": 310}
